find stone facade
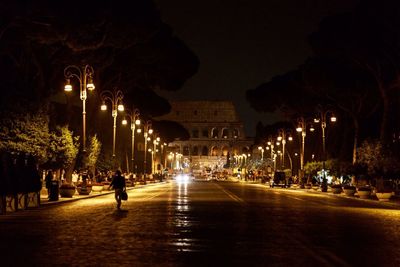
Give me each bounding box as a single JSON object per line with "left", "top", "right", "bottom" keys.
{"left": 155, "top": 101, "right": 253, "bottom": 171}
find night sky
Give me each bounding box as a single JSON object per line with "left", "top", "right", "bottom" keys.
{"left": 154, "top": 0, "right": 359, "bottom": 136}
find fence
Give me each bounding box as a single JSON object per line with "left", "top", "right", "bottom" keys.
{"left": 0, "top": 152, "right": 41, "bottom": 215}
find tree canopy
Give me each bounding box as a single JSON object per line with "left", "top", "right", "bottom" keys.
{"left": 246, "top": 0, "right": 400, "bottom": 165}
{"left": 0, "top": 0, "right": 199, "bottom": 163}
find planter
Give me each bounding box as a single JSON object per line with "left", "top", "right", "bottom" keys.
{"left": 331, "top": 185, "right": 342, "bottom": 194}
{"left": 59, "top": 187, "right": 76, "bottom": 198}
{"left": 358, "top": 190, "right": 371, "bottom": 199}
{"left": 376, "top": 192, "right": 392, "bottom": 202}
{"left": 343, "top": 186, "right": 356, "bottom": 196}
{"left": 312, "top": 185, "right": 319, "bottom": 191}
{"left": 91, "top": 185, "right": 103, "bottom": 193}
{"left": 305, "top": 184, "right": 312, "bottom": 189}
{"left": 76, "top": 186, "right": 92, "bottom": 195}
{"left": 357, "top": 189, "right": 371, "bottom": 199}
{"left": 102, "top": 182, "right": 111, "bottom": 191}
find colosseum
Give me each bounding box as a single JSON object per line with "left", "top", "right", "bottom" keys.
{"left": 156, "top": 100, "right": 254, "bottom": 172}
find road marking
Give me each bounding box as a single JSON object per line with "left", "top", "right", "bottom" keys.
{"left": 213, "top": 183, "right": 245, "bottom": 204}
{"left": 285, "top": 195, "right": 306, "bottom": 202}
{"left": 131, "top": 188, "right": 170, "bottom": 201}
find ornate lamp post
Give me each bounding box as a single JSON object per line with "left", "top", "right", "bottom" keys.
{"left": 141, "top": 120, "right": 153, "bottom": 176}
{"left": 168, "top": 153, "right": 174, "bottom": 169}
{"left": 100, "top": 89, "right": 124, "bottom": 158}
{"left": 276, "top": 129, "right": 293, "bottom": 170}
{"left": 64, "top": 64, "right": 95, "bottom": 153}
{"left": 122, "top": 108, "right": 140, "bottom": 173}
{"left": 315, "top": 105, "right": 337, "bottom": 192}
{"left": 296, "top": 117, "right": 315, "bottom": 187}
{"left": 258, "top": 146, "right": 264, "bottom": 161}
{"left": 152, "top": 136, "right": 160, "bottom": 174}
{"left": 161, "top": 142, "right": 167, "bottom": 169}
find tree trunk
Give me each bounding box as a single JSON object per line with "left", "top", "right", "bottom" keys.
{"left": 352, "top": 116, "right": 359, "bottom": 164}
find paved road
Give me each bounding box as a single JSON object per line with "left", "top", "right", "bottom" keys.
{"left": 1, "top": 180, "right": 399, "bottom": 267}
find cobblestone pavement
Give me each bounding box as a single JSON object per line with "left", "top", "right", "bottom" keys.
{"left": 1, "top": 180, "right": 400, "bottom": 267}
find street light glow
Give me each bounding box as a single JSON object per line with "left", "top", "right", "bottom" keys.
{"left": 101, "top": 103, "right": 107, "bottom": 111}
{"left": 135, "top": 119, "right": 141, "bottom": 125}
{"left": 86, "top": 77, "right": 95, "bottom": 90}
{"left": 64, "top": 78, "right": 72, "bottom": 91}
{"left": 296, "top": 127, "right": 302, "bottom": 132}
{"left": 122, "top": 119, "right": 127, "bottom": 125}
{"left": 331, "top": 116, "right": 337, "bottom": 122}
{"left": 117, "top": 104, "right": 124, "bottom": 111}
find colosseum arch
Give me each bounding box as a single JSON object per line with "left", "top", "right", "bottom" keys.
{"left": 211, "top": 128, "right": 219, "bottom": 139}
{"left": 192, "top": 128, "right": 199, "bottom": 138}
{"left": 232, "top": 146, "right": 239, "bottom": 156}
{"left": 221, "top": 128, "right": 229, "bottom": 139}
{"left": 192, "top": 146, "right": 199, "bottom": 156}
{"left": 222, "top": 146, "right": 229, "bottom": 156}
{"left": 233, "top": 128, "right": 239, "bottom": 138}
{"left": 201, "top": 146, "right": 208, "bottom": 156}
{"left": 242, "top": 146, "right": 250, "bottom": 154}
{"left": 211, "top": 146, "right": 220, "bottom": 156}
{"left": 183, "top": 146, "right": 190, "bottom": 156}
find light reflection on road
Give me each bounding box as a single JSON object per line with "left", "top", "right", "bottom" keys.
{"left": 172, "top": 179, "right": 196, "bottom": 251}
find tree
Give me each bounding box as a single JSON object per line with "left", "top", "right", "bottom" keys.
{"left": 0, "top": 0, "right": 199, "bottom": 160}
{"left": 0, "top": 108, "right": 49, "bottom": 164}
{"left": 357, "top": 139, "right": 400, "bottom": 179}
{"left": 83, "top": 135, "right": 102, "bottom": 176}
{"left": 45, "top": 125, "right": 79, "bottom": 181}
{"left": 308, "top": 1, "right": 400, "bottom": 143}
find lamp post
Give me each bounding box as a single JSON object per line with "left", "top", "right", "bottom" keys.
{"left": 161, "top": 142, "right": 167, "bottom": 169}
{"left": 296, "top": 117, "right": 315, "bottom": 187}
{"left": 141, "top": 120, "right": 153, "bottom": 176}
{"left": 258, "top": 146, "right": 264, "bottom": 161}
{"left": 122, "top": 108, "right": 140, "bottom": 174}
{"left": 168, "top": 153, "right": 173, "bottom": 169}
{"left": 100, "top": 89, "right": 124, "bottom": 159}
{"left": 148, "top": 148, "right": 154, "bottom": 174}
{"left": 152, "top": 136, "right": 160, "bottom": 174}
{"left": 64, "top": 64, "right": 95, "bottom": 153}
{"left": 315, "top": 106, "right": 337, "bottom": 192}
{"left": 277, "top": 129, "right": 293, "bottom": 170}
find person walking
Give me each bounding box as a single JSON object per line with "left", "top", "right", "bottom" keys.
{"left": 109, "top": 170, "right": 126, "bottom": 210}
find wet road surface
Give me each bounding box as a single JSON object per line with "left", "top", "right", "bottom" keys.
{"left": 1, "top": 180, "right": 400, "bottom": 266}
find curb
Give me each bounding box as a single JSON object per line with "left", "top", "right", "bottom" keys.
{"left": 277, "top": 185, "right": 400, "bottom": 207}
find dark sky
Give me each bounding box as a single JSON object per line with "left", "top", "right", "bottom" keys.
{"left": 154, "top": 0, "right": 359, "bottom": 136}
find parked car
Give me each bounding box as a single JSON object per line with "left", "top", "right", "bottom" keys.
{"left": 271, "top": 171, "right": 287, "bottom": 188}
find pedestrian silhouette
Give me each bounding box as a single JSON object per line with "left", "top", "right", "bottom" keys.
{"left": 109, "top": 170, "right": 126, "bottom": 210}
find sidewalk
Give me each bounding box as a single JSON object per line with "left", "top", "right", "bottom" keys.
{"left": 230, "top": 177, "right": 400, "bottom": 207}
{"left": 40, "top": 181, "right": 166, "bottom": 207}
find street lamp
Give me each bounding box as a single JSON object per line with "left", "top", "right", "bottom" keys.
{"left": 315, "top": 105, "right": 337, "bottom": 192}
{"left": 64, "top": 64, "right": 95, "bottom": 153}
{"left": 122, "top": 108, "right": 140, "bottom": 173}
{"left": 100, "top": 89, "right": 124, "bottom": 158}
{"left": 296, "top": 117, "right": 315, "bottom": 187}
